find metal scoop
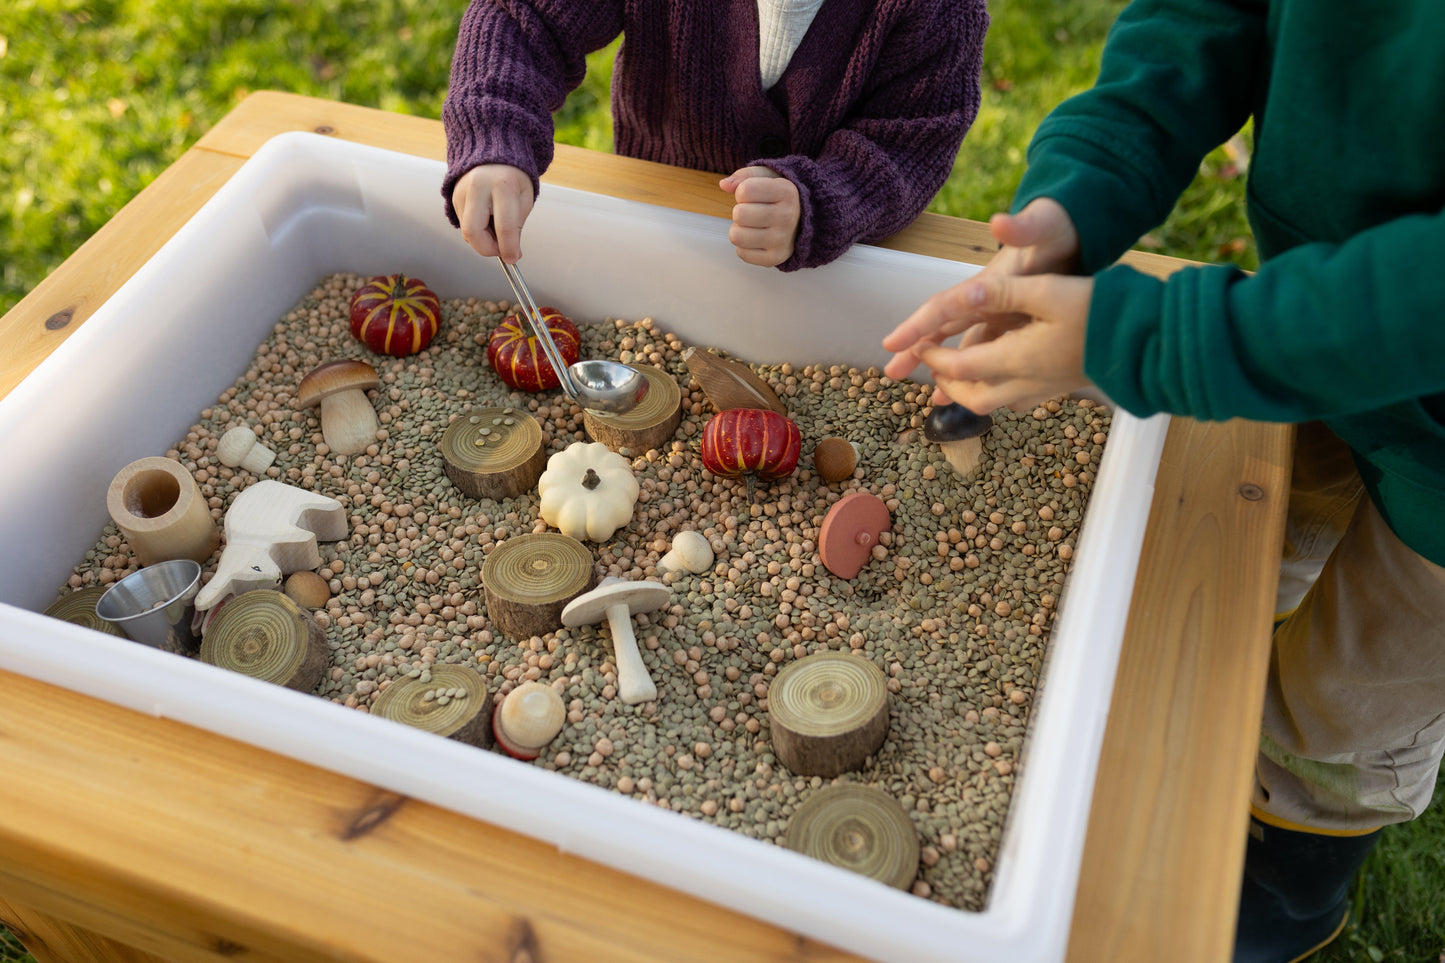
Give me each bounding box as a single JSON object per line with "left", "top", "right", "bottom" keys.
{"left": 497, "top": 258, "right": 648, "bottom": 415}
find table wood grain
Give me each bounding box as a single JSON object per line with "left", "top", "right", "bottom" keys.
{"left": 0, "top": 91, "right": 1289, "bottom": 963}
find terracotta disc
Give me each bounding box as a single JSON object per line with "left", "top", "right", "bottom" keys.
{"left": 818, "top": 492, "right": 891, "bottom": 579}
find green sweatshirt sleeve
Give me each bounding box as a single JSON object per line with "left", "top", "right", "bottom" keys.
{"left": 1013, "top": 0, "right": 1267, "bottom": 273}
{"left": 1086, "top": 209, "right": 1445, "bottom": 422}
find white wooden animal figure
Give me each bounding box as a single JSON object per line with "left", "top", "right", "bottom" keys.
{"left": 195, "top": 480, "right": 348, "bottom": 615}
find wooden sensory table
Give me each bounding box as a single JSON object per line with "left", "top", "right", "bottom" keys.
{"left": 0, "top": 91, "right": 1290, "bottom": 963}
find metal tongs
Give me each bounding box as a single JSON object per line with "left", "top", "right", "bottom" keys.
{"left": 497, "top": 258, "right": 648, "bottom": 415}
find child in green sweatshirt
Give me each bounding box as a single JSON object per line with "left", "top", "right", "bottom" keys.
{"left": 882, "top": 2, "right": 1445, "bottom": 961}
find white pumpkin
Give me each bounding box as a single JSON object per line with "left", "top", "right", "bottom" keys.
{"left": 537, "top": 441, "right": 640, "bottom": 542}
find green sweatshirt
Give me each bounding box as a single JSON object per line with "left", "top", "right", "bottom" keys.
{"left": 1013, "top": 0, "right": 1445, "bottom": 566}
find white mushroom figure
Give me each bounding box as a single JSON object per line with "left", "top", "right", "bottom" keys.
{"left": 561, "top": 577, "right": 671, "bottom": 705}
{"left": 657, "top": 529, "right": 714, "bottom": 576}
{"left": 216, "top": 425, "right": 277, "bottom": 474}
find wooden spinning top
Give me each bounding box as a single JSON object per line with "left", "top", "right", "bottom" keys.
{"left": 818, "top": 492, "right": 891, "bottom": 579}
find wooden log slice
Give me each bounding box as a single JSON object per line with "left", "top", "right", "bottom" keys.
{"left": 199, "top": 589, "right": 328, "bottom": 693}
{"left": 440, "top": 406, "right": 547, "bottom": 500}
{"left": 482, "top": 533, "right": 597, "bottom": 641}
{"left": 372, "top": 664, "right": 494, "bottom": 748}
{"left": 582, "top": 364, "right": 683, "bottom": 454}
{"left": 44, "top": 587, "right": 126, "bottom": 636}
{"left": 784, "top": 783, "right": 920, "bottom": 891}
{"left": 681, "top": 346, "right": 787, "bottom": 415}
{"left": 768, "top": 651, "right": 889, "bottom": 777}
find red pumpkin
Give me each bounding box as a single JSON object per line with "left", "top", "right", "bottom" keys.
{"left": 487, "top": 307, "right": 582, "bottom": 392}
{"left": 349, "top": 274, "right": 441, "bottom": 357}
{"left": 700, "top": 408, "right": 802, "bottom": 482}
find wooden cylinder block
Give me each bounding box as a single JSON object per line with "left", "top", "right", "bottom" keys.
{"left": 106, "top": 456, "right": 220, "bottom": 566}
{"left": 482, "top": 532, "right": 597, "bottom": 640}
{"left": 583, "top": 364, "right": 683, "bottom": 454}
{"left": 44, "top": 586, "right": 126, "bottom": 637}
{"left": 440, "top": 406, "right": 547, "bottom": 500}
{"left": 784, "top": 784, "right": 919, "bottom": 890}
{"left": 768, "top": 652, "right": 889, "bottom": 777}
{"left": 199, "top": 589, "right": 328, "bottom": 693}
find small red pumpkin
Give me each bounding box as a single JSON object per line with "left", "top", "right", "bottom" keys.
{"left": 487, "top": 307, "right": 582, "bottom": 392}
{"left": 349, "top": 274, "right": 441, "bottom": 357}
{"left": 700, "top": 408, "right": 802, "bottom": 482}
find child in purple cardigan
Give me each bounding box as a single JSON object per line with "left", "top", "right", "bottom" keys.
{"left": 442, "top": 0, "right": 987, "bottom": 271}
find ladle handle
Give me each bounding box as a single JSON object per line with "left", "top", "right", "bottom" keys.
{"left": 497, "top": 259, "right": 579, "bottom": 398}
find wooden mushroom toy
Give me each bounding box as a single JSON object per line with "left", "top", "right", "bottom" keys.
{"left": 657, "top": 530, "right": 714, "bottom": 577}
{"left": 216, "top": 425, "right": 276, "bottom": 475}
{"left": 924, "top": 402, "right": 992, "bottom": 478}
{"left": 818, "top": 492, "right": 891, "bottom": 580}
{"left": 297, "top": 358, "right": 380, "bottom": 456}
{"left": 492, "top": 681, "right": 566, "bottom": 760}
{"left": 561, "top": 576, "right": 670, "bottom": 705}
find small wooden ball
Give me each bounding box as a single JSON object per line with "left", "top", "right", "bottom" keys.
{"left": 284, "top": 570, "right": 331, "bottom": 609}
{"left": 813, "top": 437, "right": 858, "bottom": 483}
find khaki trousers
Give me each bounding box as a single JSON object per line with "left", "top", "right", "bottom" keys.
{"left": 1254, "top": 422, "right": 1445, "bottom": 834}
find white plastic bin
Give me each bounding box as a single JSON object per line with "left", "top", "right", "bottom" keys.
{"left": 0, "top": 132, "right": 1167, "bottom": 963}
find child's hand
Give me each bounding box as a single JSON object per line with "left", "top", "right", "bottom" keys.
{"left": 882, "top": 198, "right": 1080, "bottom": 391}
{"left": 454, "top": 164, "right": 534, "bottom": 263}
{"left": 907, "top": 272, "right": 1095, "bottom": 413}
{"left": 720, "top": 167, "right": 800, "bottom": 267}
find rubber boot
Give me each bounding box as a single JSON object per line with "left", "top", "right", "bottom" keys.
{"left": 1233, "top": 815, "right": 1382, "bottom": 963}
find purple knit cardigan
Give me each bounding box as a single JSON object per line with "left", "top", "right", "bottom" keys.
{"left": 442, "top": 0, "right": 988, "bottom": 270}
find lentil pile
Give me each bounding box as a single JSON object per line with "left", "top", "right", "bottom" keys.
{"left": 59, "top": 273, "right": 1110, "bottom": 912}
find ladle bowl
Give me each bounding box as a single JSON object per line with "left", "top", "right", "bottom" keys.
{"left": 498, "top": 258, "right": 649, "bottom": 416}
{"left": 567, "top": 358, "right": 650, "bottom": 415}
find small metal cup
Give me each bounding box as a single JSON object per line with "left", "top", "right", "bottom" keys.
{"left": 95, "top": 558, "right": 203, "bottom": 656}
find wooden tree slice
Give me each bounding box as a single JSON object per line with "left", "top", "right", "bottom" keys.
{"left": 482, "top": 533, "right": 597, "bottom": 640}
{"left": 440, "top": 406, "right": 547, "bottom": 500}
{"left": 583, "top": 364, "right": 683, "bottom": 453}
{"left": 768, "top": 652, "right": 889, "bottom": 777}
{"left": 784, "top": 784, "right": 920, "bottom": 890}
{"left": 199, "top": 589, "right": 328, "bottom": 693}
{"left": 681, "top": 346, "right": 787, "bottom": 415}
{"left": 44, "top": 587, "right": 126, "bottom": 636}
{"left": 372, "top": 664, "right": 494, "bottom": 748}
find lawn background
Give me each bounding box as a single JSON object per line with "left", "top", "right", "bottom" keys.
{"left": 0, "top": 2, "right": 1439, "bottom": 962}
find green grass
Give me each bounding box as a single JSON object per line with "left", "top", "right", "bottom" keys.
{"left": 0, "top": 3, "right": 1435, "bottom": 962}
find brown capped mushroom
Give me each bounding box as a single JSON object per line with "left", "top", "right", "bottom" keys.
{"left": 297, "top": 359, "right": 380, "bottom": 455}
{"left": 216, "top": 425, "right": 276, "bottom": 474}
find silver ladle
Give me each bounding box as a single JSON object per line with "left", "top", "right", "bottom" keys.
{"left": 497, "top": 258, "right": 649, "bottom": 415}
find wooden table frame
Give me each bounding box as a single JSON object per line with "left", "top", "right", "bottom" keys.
{"left": 0, "top": 92, "right": 1289, "bottom": 963}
